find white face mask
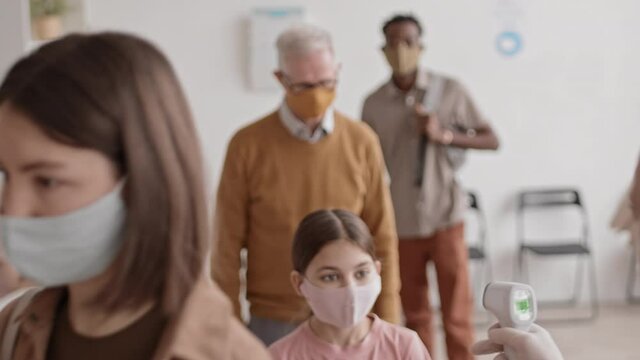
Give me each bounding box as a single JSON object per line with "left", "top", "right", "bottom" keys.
{"left": 300, "top": 273, "right": 382, "bottom": 328}
{"left": 0, "top": 183, "right": 126, "bottom": 286}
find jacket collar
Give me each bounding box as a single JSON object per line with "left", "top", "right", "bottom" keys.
{"left": 14, "top": 277, "right": 237, "bottom": 360}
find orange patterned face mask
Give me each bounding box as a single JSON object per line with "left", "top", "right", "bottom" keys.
{"left": 285, "top": 87, "right": 336, "bottom": 120}
{"left": 383, "top": 43, "right": 422, "bottom": 75}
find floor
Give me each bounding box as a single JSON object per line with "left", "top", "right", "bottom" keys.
{"left": 432, "top": 305, "right": 640, "bottom": 360}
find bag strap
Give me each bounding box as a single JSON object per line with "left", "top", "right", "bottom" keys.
{"left": 1, "top": 288, "right": 41, "bottom": 360}
{"left": 421, "top": 72, "right": 468, "bottom": 171}
{"left": 415, "top": 72, "right": 446, "bottom": 185}
{"left": 422, "top": 72, "right": 445, "bottom": 113}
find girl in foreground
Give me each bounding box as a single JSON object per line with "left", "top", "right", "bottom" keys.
{"left": 269, "top": 209, "right": 431, "bottom": 359}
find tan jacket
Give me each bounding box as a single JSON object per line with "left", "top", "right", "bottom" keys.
{"left": 0, "top": 278, "right": 271, "bottom": 360}
{"left": 0, "top": 259, "right": 26, "bottom": 298}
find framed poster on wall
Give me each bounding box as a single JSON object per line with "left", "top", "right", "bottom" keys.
{"left": 248, "top": 7, "right": 306, "bottom": 91}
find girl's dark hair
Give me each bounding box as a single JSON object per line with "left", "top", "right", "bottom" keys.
{"left": 292, "top": 209, "right": 376, "bottom": 274}
{"left": 0, "top": 32, "right": 208, "bottom": 315}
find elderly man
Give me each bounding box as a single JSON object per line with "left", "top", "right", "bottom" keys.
{"left": 362, "top": 14, "right": 500, "bottom": 360}
{"left": 212, "top": 23, "right": 401, "bottom": 345}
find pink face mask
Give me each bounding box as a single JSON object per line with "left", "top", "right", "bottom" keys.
{"left": 300, "top": 273, "right": 382, "bottom": 328}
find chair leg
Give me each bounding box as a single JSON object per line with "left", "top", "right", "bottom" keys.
{"left": 484, "top": 256, "right": 493, "bottom": 324}
{"left": 471, "top": 260, "right": 485, "bottom": 325}
{"left": 588, "top": 254, "right": 599, "bottom": 320}
{"left": 515, "top": 249, "right": 524, "bottom": 282}
{"left": 485, "top": 255, "right": 493, "bottom": 286}
{"left": 469, "top": 259, "right": 484, "bottom": 308}
{"left": 522, "top": 252, "right": 530, "bottom": 284}
{"left": 473, "top": 260, "right": 483, "bottom": 308}
{"left": 628, "top": 246, "right": 640, "bottom": 303}
{"left": 572, "top": 256, "right": 584, "bottom": 305}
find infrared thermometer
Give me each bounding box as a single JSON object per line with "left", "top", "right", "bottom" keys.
{"left": 483, "top": 281, "right": 537, "bottom": 359}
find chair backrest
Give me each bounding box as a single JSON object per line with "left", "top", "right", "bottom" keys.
{"left": 466, "top": 191, "right": 487, "bottom": 248}
{"left": 519, "top": 188, "right": 582, "bottom": 209}
{"left": 517, "top": 188, "right": 589, "bottom": 245}
{"left": 468, "top": 191, "right": 479, "bottom": 210}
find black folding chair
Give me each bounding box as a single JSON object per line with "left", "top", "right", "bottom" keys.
{"left": 466, "top": 192, "right": 493, "bottom": 312}
{"left": 516, "top": 188, "right": 598, "bottom": 321}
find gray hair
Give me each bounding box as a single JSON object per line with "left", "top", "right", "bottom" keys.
{"left": 276, "top": 23, "right": 334, "bottom": 71}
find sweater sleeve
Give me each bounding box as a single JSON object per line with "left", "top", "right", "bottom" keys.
{"left": 360, "top": 128, "right": 402, "bottom": 324}
{"left": 211, "top": 134, "right": 250, "bottom": 320}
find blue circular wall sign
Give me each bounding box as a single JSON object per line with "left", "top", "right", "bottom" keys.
{"left": 496, "top": 31, "right": 523, "bottom": 57}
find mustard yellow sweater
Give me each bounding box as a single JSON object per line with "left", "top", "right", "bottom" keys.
{"left": 212, "top": 111, "right": 401, "bottom": 324}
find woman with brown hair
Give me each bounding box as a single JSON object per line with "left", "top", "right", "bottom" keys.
{"left": 269, "top": 209, "right": 430, "bottom": 359}
{"left": 0, "top": 32, "right": 270, "bottom": 359}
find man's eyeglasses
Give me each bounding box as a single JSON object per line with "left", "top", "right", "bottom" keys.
{"left": 282, "top": 75, "right": 337, "bottom": 94}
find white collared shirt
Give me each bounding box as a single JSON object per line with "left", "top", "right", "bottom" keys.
{"left": 278, "top": 101, "right": 334, "bottom": 143}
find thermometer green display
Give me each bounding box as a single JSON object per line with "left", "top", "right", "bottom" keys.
{"left": 483, "top": 281, "right": 537, "bottom": 359}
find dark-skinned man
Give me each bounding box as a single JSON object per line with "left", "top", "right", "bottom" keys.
{"left": 362, "top": 14, "right": 500, "bottom": 360}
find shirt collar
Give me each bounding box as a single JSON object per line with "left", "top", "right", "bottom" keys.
{"left": 300, "top": 314, "right": 382, "bottom": 352}
{"left": 384, "top": 68, "right": 430, "bottom": 97}
{"left": 13, "top": 278, "right": 250, "bottom": 360}
{"left": 279, "top": 101, "right": 334, "bottom": 143}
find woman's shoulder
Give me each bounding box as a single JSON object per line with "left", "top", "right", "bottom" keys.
{"left": 173, "top": 278, "right": 271, "bottom": 359}
{"left": 227, "top": 318, "right": 272, "bottom": 360}
{"left": 268, "top": 322, "right": 311, "bottom": 359}
{"left": 0, "top": 293, "right": 20, "bottom": 343}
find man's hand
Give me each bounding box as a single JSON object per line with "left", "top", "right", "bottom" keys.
{"left": 415, "top": 104, "right": 446, "bottom": 143}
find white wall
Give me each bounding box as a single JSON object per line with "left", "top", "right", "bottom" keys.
{"left": 2, "top": 0, "right": 640, "bottom": 302}
{"left": 0, "top": 0, "right": 29, "bottom": 79}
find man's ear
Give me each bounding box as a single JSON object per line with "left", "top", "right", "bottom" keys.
{"left": 374, "top": 260, "right": 382, "bottom": 275}
{"left": 291, "top": 270, "right": 305, "bottom": 296}
{"left": 274, "top": 70, "right": 287, "bottom": 87}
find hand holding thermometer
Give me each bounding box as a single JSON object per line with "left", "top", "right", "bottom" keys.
{"left": 483, "top": 281, "right": 537, "bottom": 360}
